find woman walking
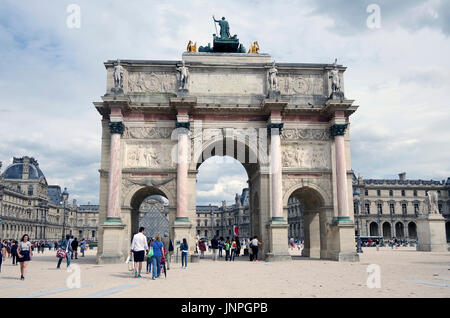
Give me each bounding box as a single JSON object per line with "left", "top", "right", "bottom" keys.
{"left": 180, "top": 238, "right": 188, "bottom": 269}
{"left": 151, "top": 234, "right": 164, "bottom": 280}
{"left": 80, "top": 238, "right": 86, "bottom": 257}
{"left": 11, "top": 241, "right": 18, "bottom": 265}
{"left": 17, "top": 234, "right": 32, "bottom": 280}
{"left": 160, "top": 246, "right": 167, "bottom": 278}
{"left": 250, "top": 236, "right": 261, "bottom": 262}
{"left": 230, "top": 237, "right": 237, "bottom": 261}
{"left": 146, "top": 238, "right": 154, "bottom": 274}
{"left": 224, "top": 238, "right": 231, "bottom": 261}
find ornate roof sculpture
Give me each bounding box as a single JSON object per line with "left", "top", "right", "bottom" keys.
{"left": 198, "top": 16, "right": 246, "bottom": 53}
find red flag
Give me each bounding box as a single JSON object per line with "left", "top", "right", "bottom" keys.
{"left": 233, "top": 226, "right": 239, "bottom": 236}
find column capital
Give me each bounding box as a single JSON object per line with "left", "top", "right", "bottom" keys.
{"left": 330, "top": 123, "right": 348, "bottom": 138}
{"left": 175, "top": 121, "right": 191, "bottom": 131}
{"left": 108, "top": 121, "right": 125, "bottom": 135}
{"left": 267, "top": 123, "right": 284, "bottom": 135}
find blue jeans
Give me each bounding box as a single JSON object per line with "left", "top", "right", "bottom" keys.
{"left": 181, "top": 252, "right": 188, "bottom": 267}
{"left": 146, "top": 257, "right": 152, "bottom": 273}
{"left": 151, "top": 256, "right": 161, "bottom": 278}
{"left": 57, "top": 251, "right": 71, "bottom": 268}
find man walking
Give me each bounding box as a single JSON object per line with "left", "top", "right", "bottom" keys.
{"left": 130, "top": 227, "right": 148, "bottom": 278}
{"left": 161, "top": 232, "right": 173, "bottom": 270}
{"left": 211, "top": 236, "right": 219, "bottom": 261}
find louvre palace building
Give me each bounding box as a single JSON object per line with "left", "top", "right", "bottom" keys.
{"left": 0, "top": 156, "right": 99, "bottom": 241}
{"left": 352, "top": 173, "right": 450, "bottom": 242}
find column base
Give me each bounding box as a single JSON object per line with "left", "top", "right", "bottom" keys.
{"left": 328, "top": 220, "right": 359, "bottom": 262}
{"left": 98, "top": 222, "right": 125, "bottom": 264}
{"left": 173, "top": 219, "right": 193, "bottom": 255}
{"left": 265, "top": 222, "right": 290, "bottom": 262}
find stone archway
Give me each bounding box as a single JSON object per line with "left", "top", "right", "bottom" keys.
{"left": 95, "top": 51, "right": 359, "bottom": 263}
{"left": 395, "top": 222, "right": 404, "bottom": 239}
{"left": 408, "top": 222, "right": 417, "bottom": 240}
{"left": 286, "top": 186, "right": 325, "bottom": 259}
{"left": 369, "top": 222, "right": 379, "bottom": 237}
{"left": 382, "top": 222, "right": 392, "bottom": 239}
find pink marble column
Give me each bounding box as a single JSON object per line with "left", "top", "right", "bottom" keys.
{"left": 176, "top": 127, "right": 189, "bottom": 220}
{"left": 270, "top": 123, "right": 284, "bottom": 221}
{"left": 332, "top": 124, "right": 350, "bottom": 218}
{"left": 106, "top": 121, "right": 124, "bottom": 221}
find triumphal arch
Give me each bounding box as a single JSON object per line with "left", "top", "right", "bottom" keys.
{"left": 94, "top": 20, "right": 359, "bottom": 263}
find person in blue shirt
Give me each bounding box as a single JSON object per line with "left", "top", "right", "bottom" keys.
{"left": 57, "top": 235, "right": 72, "bottom": 269}
{"left": 180, "top": 238, "right": 188, "bottom": 269}
{"left": 151, "top": 234, "right": 164, "bottom": 280}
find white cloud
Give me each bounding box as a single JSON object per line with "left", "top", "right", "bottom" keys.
{"left": 0, "top": 0, "right": 449, "bottom": 205}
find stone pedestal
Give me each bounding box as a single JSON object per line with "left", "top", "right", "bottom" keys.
{"left": 173, "top": 218, "right": 193, "bottom": 253}
{"left": 98, "top": 222, "right": 125, "bottom": 264}
{"left": 328, "top": 218, "right": 359, "bottom": 262}
{"left": 416, "top": 214, "right": 448, "bottom": 252}
{"left": 265, "top": 221, "right": 291, "bottom": 262}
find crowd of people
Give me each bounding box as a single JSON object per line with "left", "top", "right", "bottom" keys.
{"left": 0, "top": 234, "right": 91, "bottom": 280}
{"left": 196, "top": 235, "right": 262, "bottom": 262}
{"left": 129, "top": 228, "right": 175, "bottom": 279}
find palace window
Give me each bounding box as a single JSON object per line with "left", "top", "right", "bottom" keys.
{"left": 401, "top": 190, "right": 405, "bottom": 197}
{"left": 365, "top": 189, "right": 368, "bottom": 196}
{"left": 414, "top": 203, "right": 419, "bottom": 214}
{"left": 365, "top": 204, "right": 370, "bottom": 214}
{"left": 377, "top": 190, "right": 381, "bottom": 197}
{"left": 437, "top": 190, "right": 441, "bottom": 197}
{"left": 204, "top": 220, "right": 208, "bottom": 227}
{"left": 389, "top": 190, "right": 393, "bottom": 197}
{"left": 414, "top": 190, "right": 418, "bottom": 197}
{"left": 389, "top": 203, "right": 395, "bottom": 214}
{"left": 354, "top": 202, "right": 359, "bottom": 215}
{"left": 197, "top": 220, "right": 200, "bottom": 227}
{"left": 377, "top": 204, "right": 383, "bottom": 214}
{"left": 402, "top": 204, "right": 407, "bottom": 215}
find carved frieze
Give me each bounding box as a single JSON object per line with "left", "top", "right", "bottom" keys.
{"left": 278, "top": 74, "right": 324, "bottom": 95}
{"left": 127, "top": 72, "right": 177, "bottom": 93}
{"left": 124, "top": 143, "right": 175, "bottom": 168}
{"left": 281, "top": 144, "right": 330, "bottom": 169}
{"left": 123, "top": 127, "right": 173, "bottom": 139}
{"left": 281, "top": 128, "right": 330, "bottom": 141}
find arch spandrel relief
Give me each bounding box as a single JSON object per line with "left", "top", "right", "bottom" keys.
{"left": 281, "top": 143, "right": 330, "bottom": 169}
{"left": 124, "top": 142, "right": 176, "bottom": 169}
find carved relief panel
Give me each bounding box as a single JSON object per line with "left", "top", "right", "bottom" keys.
{"left": 127, "top": 72, "right": 177, "bottom": 93}
{"left": 281, "top": 143, "right": 330, "bottom": 169}
{"left": 124, "top": 142, "right": 175, "bottom": 169}
{"left": 278, "top": 74, "right": 324, "bottom": 95}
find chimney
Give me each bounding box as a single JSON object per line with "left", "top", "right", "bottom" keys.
{"left": 398, "top": 172, "right": 406, "bottom": 181}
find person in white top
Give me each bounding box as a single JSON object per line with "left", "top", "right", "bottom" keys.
{"left": 130, "top": 227, "right": 149, "bottom": 278}
{"left": 250, "top": 236, "right": 261, "bottom": 262}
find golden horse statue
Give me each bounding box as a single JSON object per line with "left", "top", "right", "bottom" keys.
{"left": 186, "top": 40, "right": 197, "bottom": 52}
{"left": 248, "top": 41, "right": 260, "bottom": 54}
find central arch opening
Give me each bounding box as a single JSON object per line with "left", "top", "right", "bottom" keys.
{"left": 194, "top": 136, "right": 262, "bottom": 257}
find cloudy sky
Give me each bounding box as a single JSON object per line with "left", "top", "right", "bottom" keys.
{"left": 0, "top": 0, "right": 449, "bottom": 206}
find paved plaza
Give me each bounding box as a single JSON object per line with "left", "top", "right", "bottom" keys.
{"left": 0, "top": 248, "right": 449, "bottom": 298}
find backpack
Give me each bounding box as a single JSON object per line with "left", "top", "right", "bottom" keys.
{"left": 169, "top": 240, "right": 174, "bottom": 252}
{"left": 225, "top": 242, "right": 230, "bottom": 251}
{"left": 56, "top": 248, "right": 66, "bottom": 259}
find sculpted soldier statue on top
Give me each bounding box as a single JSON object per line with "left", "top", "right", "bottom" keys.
{"left": 213, "top": 15, "right": 231, "bottom": 39}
